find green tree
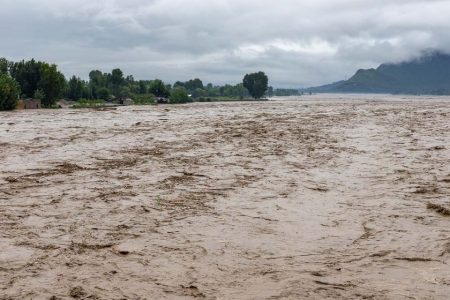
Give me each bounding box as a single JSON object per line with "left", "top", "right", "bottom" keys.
{"left": 89, "top": 70, "right": 107, "bottom": 87}
{"left": 82, "top": 85, "right": 92, "bottom": 99}
{"left": 33, "top": 88, "right": 45, "bottom": 100}
{"left": 243, "top": 71, "right": 269, "bottom": 99}
{"left": 111, "top": 68, "right": 124, "bottom": 96}
{"left": 173, "top": 81, "right": 185, "bottom": 88}
{"left": 192, "top": 88, "right": 208, "bottom": 98}
{"left": 0, "top": 74, "right": 20, "bottom": 111}
{"left": 9, "top": 59, "right": 42, "bottom": 98}
{"left": 0, "top": 58, "right": 8, "bottom": 75}
{"left": 89, "top": 70, "right": 107, "bottom": 99}
{"left": 8, "top": 59, "right": 66, "bottom": 105}
{"left": 149, "top": 79, "right": 170, "bottom": 97}
{"left": 170, "top": 87, "right": 191, "bottom": 103}
{"left": 118, "top": 86, "right": 131, "bottom": 99}
{"left": 38, "top": 63, "right": 66, "bottom": 107}
{"left": 205, "top": 84, "right": 220, "bottom": 97}
{"left": 125, "top": 75, "right": 134, "bottom": 84}
{"left": 97, "top": 87, "right": 111, "bottom": 101}
{"left": 184, "top": 78, "right": 203, "bottom": 92}
{"left": 138, "top": 80, "right": 147, "bottom": 94}
{"left": 67, "top": 76, "right": 84, "bottom": 101}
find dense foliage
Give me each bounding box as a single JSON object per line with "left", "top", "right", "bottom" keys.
{"left": 174, "top": 79, "right": 250, "bottom": 99}
{"left": 0, "top": 74, "right": 20, "bottom": 111}
{"left": 67, "top": 76, "right": 84, "bottom": 101}
{"left": 149, "top": 79, "right": 170, "bottom": 98}
{"left": 0, "top": 58, "right": 8, "bottom": 75}
{"left": 133, "top": 94, "right": 155, "bottom": 105}
{"left": 170, "top": 87, "right": 191, "bottom": 103}
{"left": 1, "top": 56, "right": 277, "bottom": 110}
{"left": 72, "top": 99, "right": 106, "bottom": 108}
{"left": 38, "top": 64, "right": 66, "bottom": 107}
{"left": 4, "top": 59, "right": 65, "bottom": 107}
{"left": 243, "top": 71, "right": 269, "bottom": 99}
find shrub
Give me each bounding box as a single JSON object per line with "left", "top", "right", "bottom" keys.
{"left": 0, "top": 74, "right": 20, "bottom": 111}
{"left": 97, "top": 87, "right": 111, "bottom": 101}
{"left": 133, "top": 94, "right": 155, "bottom": 105}
{"left": 170, "top": 87, "right": 191, "bottom": 104}
{"left": 34, "top": 89, "right": 45, "bottom": 100}
{"left": 149, "top": 79, "right": 170, "bottom": 98}
{"left": 72, "top": 99, "right": 106, "bottom": 108}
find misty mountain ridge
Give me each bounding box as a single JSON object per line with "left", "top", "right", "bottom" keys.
{"left": 307, "top": 51, "right": 450, "bottom": 95}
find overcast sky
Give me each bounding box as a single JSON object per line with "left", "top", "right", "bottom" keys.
{"left": 1, "top": 0, "right": 449, "bottom": 87}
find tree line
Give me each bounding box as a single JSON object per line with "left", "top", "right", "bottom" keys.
{"left": 1, "top": 58, "right": 65, "bottom": 108}
{"left": 0, "top": 57, "right": 284, "bottom": 111}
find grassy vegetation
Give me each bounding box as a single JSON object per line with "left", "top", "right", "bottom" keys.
{"left": 45, "top": 104, "right": 63, "bottom": 109}
{"left": 72, "top": 99, "right": 106, "bottom": 108}
{"left": 133, "top": 94, "right": 156, "bottom": 105}
{"left": 196, "top": 96, "right": 264, "bottom": 102}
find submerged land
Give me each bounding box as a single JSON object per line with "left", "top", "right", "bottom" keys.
{"left": 1, "top": 94, "right": 449, "bottom": 299}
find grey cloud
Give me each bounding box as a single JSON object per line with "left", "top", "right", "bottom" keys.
{"left": 1, "top": 0, "right": 449, "bottom": 87}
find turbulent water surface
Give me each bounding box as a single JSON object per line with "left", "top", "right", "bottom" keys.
{"left": 1, "top": 95, "right": 449, "bottom": 299}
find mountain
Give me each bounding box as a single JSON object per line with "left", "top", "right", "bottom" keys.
{"left": 306, "top": 51, "right": 450, "bottom": 95}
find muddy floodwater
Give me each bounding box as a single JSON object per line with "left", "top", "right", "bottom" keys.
{"left": 1, "top": 95, "right": 450, "bottom": 299}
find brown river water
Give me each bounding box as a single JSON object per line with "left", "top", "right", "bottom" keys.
{"left": 0, "top": 95, "right": 449, "bottom": 299}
